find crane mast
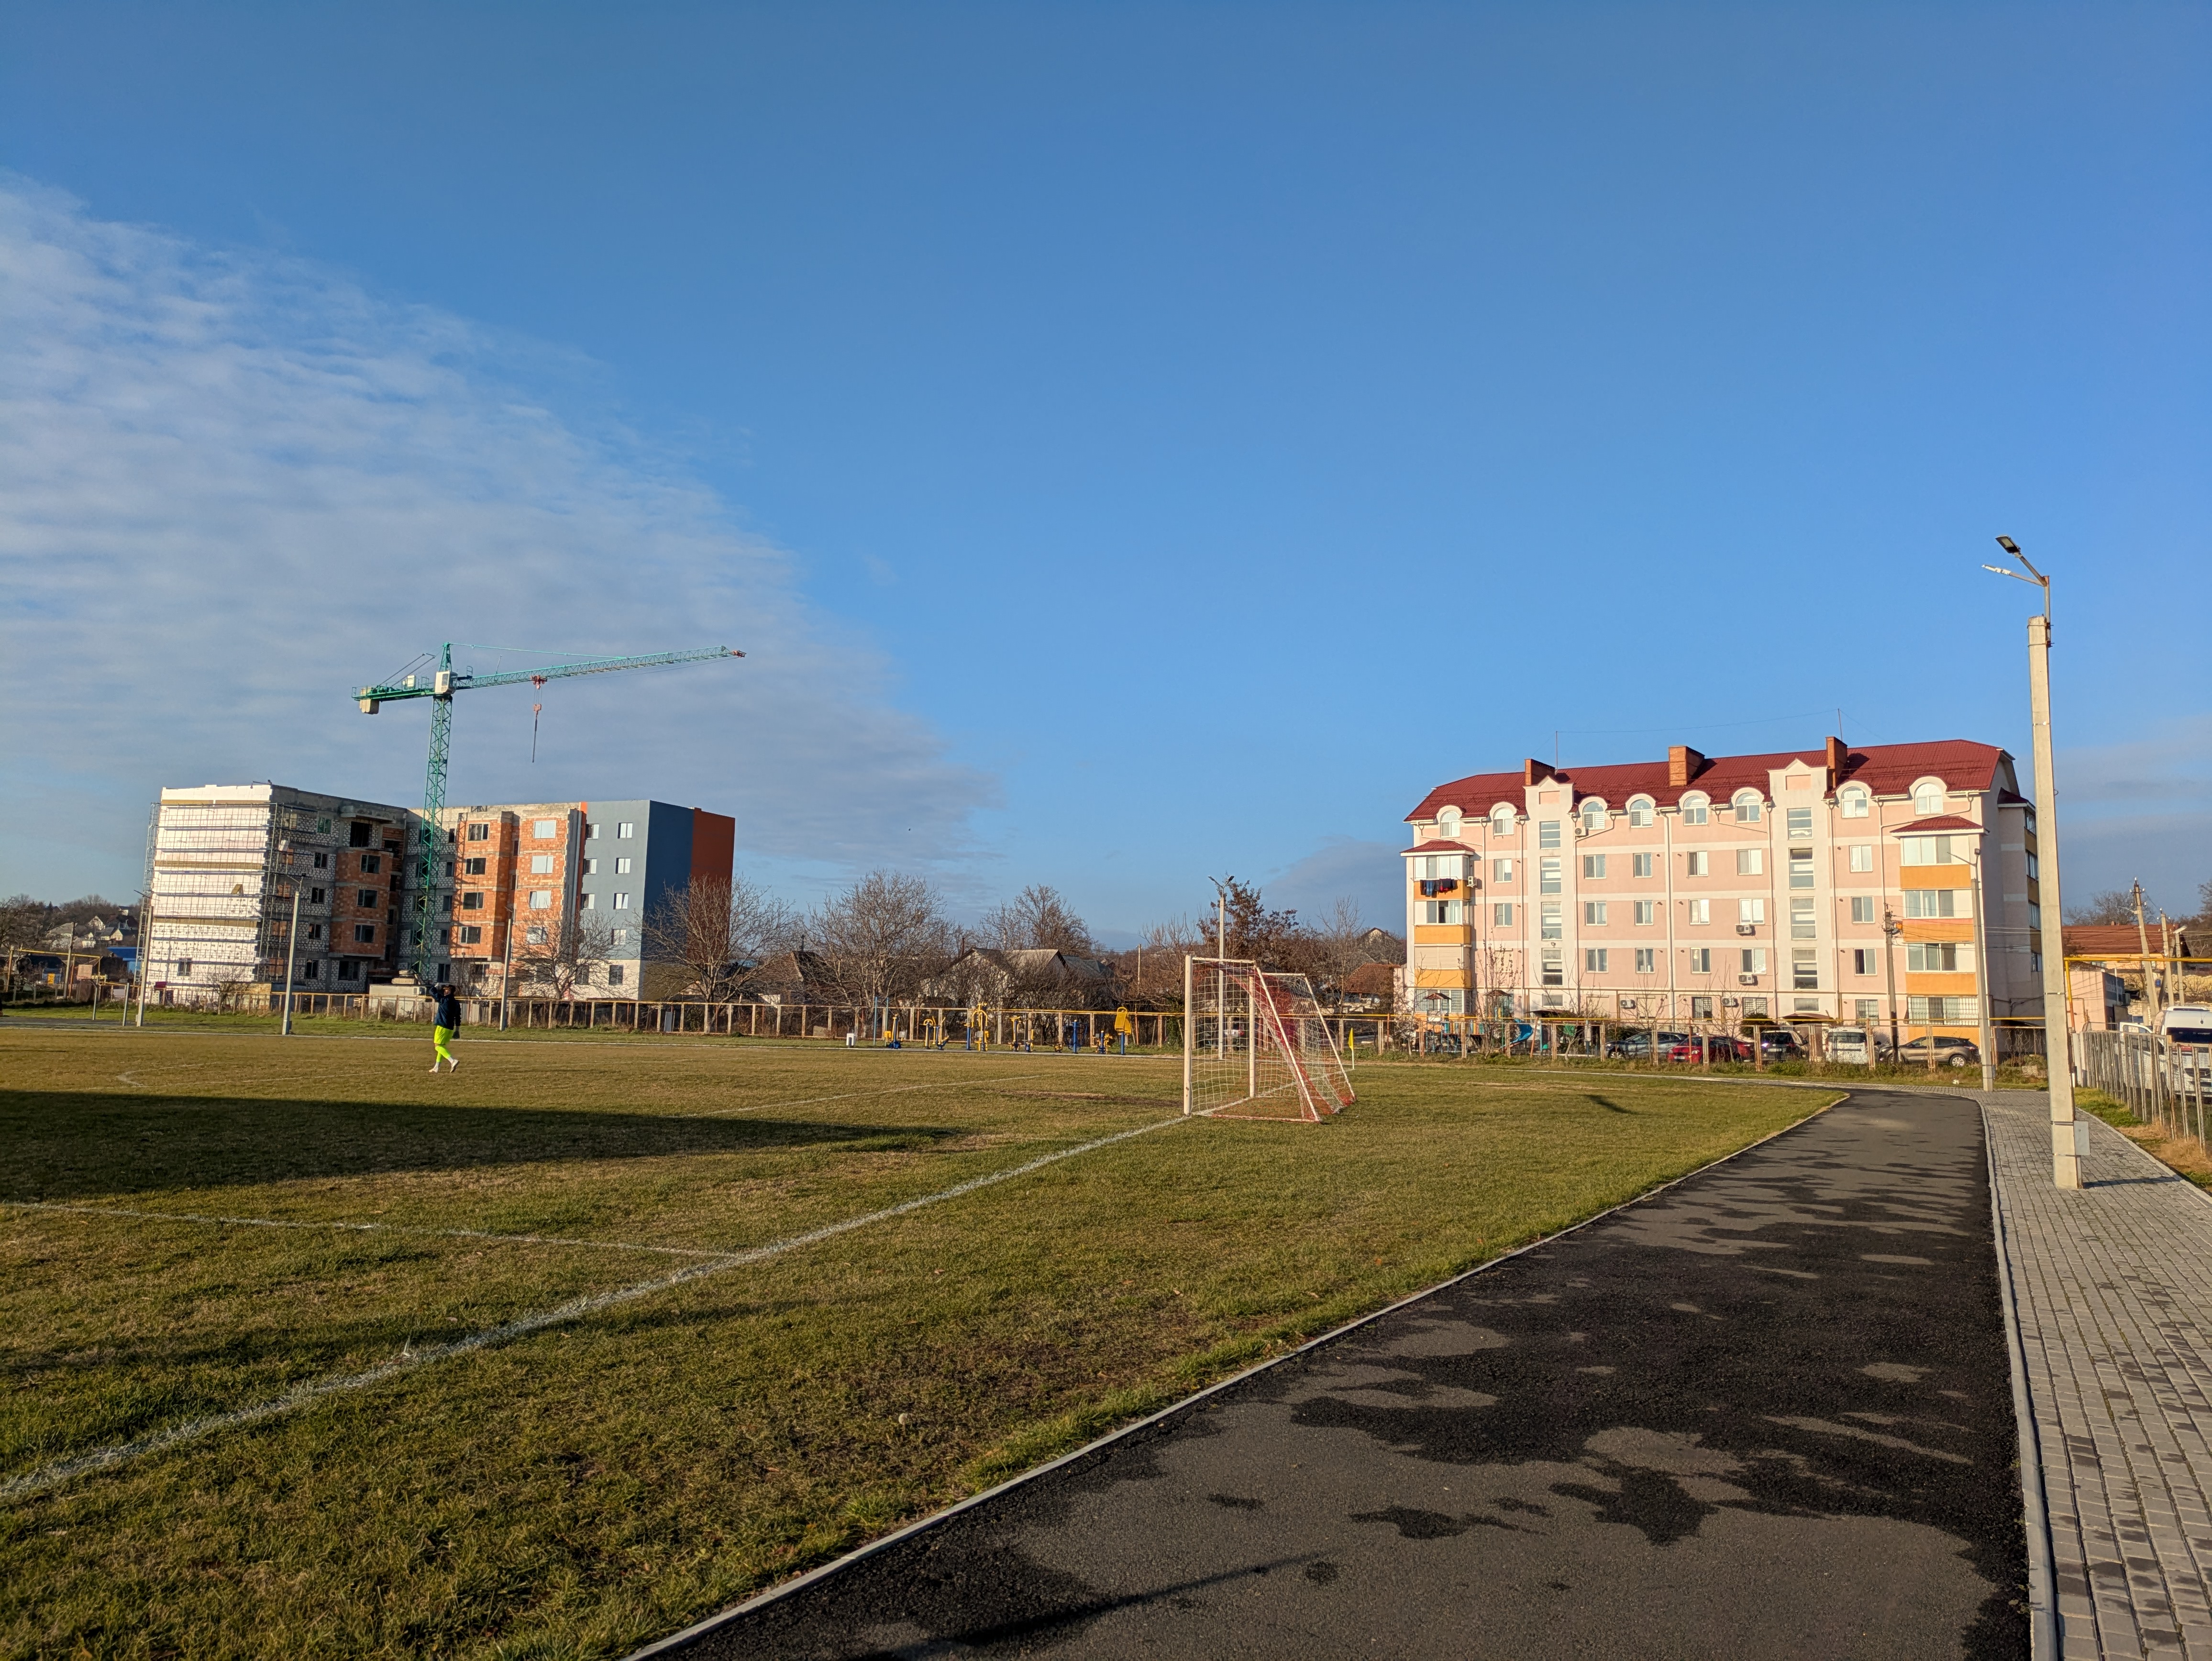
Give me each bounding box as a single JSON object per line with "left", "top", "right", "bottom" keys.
{"left": 353, "top": 642, "right": 743, "bottom": 982}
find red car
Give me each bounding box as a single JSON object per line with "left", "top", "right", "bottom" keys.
{"left": 1662, "top": 1035, "right": 1751, "bottom": 1063}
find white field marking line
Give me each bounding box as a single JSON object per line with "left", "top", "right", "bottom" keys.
{"left": 0, "top": 1200, "right": 738, "bottom": 1261}
{"left": 0, "top": 1111, "right": 1195, "bottom": 1506}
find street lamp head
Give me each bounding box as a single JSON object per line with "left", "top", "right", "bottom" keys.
{"left": 1995, "top": 535, "right": 2021, "bottom": 555}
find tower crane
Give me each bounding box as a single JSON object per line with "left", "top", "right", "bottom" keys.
{"left": 353, "top": 641, "right": 743, "bottom": 982}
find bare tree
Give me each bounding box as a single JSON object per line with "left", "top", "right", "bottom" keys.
{"left": 2067, "top": 889, "right": 2154, "bottom": 926}
{"left": 808, "top": 871, "right": 954, "bottom": 1010}
{"left": 980, "top": 885, "right": 1096, "bottom": 954}
{"left": 517, "top": 913, "right": 619, "bottom": 1001}
{"left": 643, "top": 874, "right": 797, "bottom": 1001}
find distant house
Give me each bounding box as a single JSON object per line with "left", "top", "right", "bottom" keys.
{"left": 937, "top": 947, "right": 1113, "bottom": 1008}
{"left": 746, "top": 950, "right": 834, "bottom": 1004}
{"left": 1341, "top": 960, "right": 1399, "bottom": 1009}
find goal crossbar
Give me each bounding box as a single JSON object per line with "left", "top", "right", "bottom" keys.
{"left": 1181, "top": 956, "right": 1355, "bottom": 1121}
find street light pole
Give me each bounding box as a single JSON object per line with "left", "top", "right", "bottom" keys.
{"left": 1971, "top": 845, "right": 1998, "bottom": 1093}
{"left": 276, "top": 839, "right": 301, "bottom": 1037}
{"left": 1984, "top": 537, "right": 2081, "bottom": 1188}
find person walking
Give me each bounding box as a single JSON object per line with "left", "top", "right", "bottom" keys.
{"left": 430, "top": 982, "right": 462, "bottom": 1073}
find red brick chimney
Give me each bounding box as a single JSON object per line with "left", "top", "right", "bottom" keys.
{"left": 1824, "top": 735, "right": 1848, "bottom": 791}
{"left": 1668, "top": 745, "right": 1704, "bottom": 787}
{"left": 1523, "top": 759, "right": 1551, "bottom": 786}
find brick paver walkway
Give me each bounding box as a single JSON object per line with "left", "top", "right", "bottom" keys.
{"left": 1985, "top": 1091, "right": 2212, "bottom": 1660}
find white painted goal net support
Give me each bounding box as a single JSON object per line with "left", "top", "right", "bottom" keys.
{"left": 1181, "top": 957, "right": 1356, "bottom": 1121}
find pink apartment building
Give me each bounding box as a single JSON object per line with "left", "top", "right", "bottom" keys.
{"left": 1401, "top": 738, "right": 2043, "bottom": 1044}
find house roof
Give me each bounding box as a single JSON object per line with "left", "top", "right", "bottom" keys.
{"left": 2065, "top": 924, "right": 2210, "bottom": 961}
{"left": 1401, "top": 839, "right": 1468, "bottom": 855}
{"left": 1889, "top": 815, "right": 1983, "bottom": 834}
{"left": 1405, "top": 740, "right": 2012, "bottom": 822}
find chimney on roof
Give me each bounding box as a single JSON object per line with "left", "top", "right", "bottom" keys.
{"left": 1824, "top": 735, "right": 1848, "bottom": 792}
{"left": 1523, "top": 759, "right": 1551, "bottom": 786}
{"left": 1667, "top": 745, "right": 1704, "bottom": 787}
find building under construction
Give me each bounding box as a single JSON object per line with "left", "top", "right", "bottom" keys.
{"left": 140, "top": 784, "right": 733, "bottom": 1004}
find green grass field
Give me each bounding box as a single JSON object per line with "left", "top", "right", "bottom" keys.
{"left": 0, "top": 1022, "right": 1825, "bottom": 1660}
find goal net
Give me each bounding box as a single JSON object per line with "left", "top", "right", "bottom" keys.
{"left": 1182, "top": 957, "right": 1355, "bottom": 1121}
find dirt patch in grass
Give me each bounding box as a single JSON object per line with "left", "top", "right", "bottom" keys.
{"left": 0, "top": 1028, "right": 1827, "bottom": 1660}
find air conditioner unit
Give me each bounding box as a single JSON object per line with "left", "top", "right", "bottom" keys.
{"left": 1738, "top": 974, "right": 1760, "bottom": 986}
{"left": 1736, "top": 924, "right": 1757, "bottom": 936}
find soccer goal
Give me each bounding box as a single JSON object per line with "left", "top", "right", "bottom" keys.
{"left": 1182, "top": 957, "right": 1356, "bottom": 1121}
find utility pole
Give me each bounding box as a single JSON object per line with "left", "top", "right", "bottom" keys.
{"left": 277, "top": 840, "right": 302, "bottom": 1037}
{"left": 2133, "top": 881, "right": 2157, "bottom": 1024}
{"left": 1984, "top": 538, "right": 2080, "bottom": 1187}
{"left": 1971, "top": 845, "right": 1997, "bottom": 1092}
{"left": 1883, "top": 904, "right": 1902, "bottom": 1065}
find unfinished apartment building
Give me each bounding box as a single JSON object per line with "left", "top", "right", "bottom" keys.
{"left": 430, "top": 798, "right": 735, "bottom": 998}
{"left": 143, "top": 785, "right": 736, "bottom": 1001}
{"left": 143, "top": 784, "right": 414, "bottom": 1001}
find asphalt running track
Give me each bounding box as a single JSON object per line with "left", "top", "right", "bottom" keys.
{"left": 653, "top": 1088, "right": 2026, "bottom": 1660}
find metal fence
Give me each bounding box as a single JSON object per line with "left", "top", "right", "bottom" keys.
{"left": 2078, "top": 1029, "right": 2212, "bottom": 1143}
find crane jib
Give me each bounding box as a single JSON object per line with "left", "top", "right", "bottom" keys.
{"left": 346, "top": 643, "right": 744, "bottom": 983}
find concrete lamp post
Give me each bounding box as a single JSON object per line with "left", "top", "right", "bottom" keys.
{"left": 1982, "top": 537, "right": 2082, "bottom": 1189}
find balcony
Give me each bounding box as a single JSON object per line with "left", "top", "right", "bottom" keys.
{"left": 1416, "top": 878, "right": 1459, "bottom": 897}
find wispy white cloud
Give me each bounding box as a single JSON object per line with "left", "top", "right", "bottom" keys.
{"left": 0, "top": 177, "right": 996, "bottom": 898}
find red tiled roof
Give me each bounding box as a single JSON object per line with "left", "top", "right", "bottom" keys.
{"left": 1405, "top": 740, "right": 2011, "bottom": 822}
{"left": 1889, "top": 814, "right": 1982, "bottom": 833}
{"left": 1401, "top": 838, "right": 1468, "bottom": 854}
{"left": 2065, "top": 924, "right": 2209, "bottom": 960}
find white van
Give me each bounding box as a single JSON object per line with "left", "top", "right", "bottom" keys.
{"left": 1828, "top": 1026, "right": 1875, "bottom": 1065}
{"left": 2161, "top": 1006, "right": 2212, "bottom": 1092}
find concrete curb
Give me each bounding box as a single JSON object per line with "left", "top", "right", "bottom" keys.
{"left": 1981, "top": 1103, "right": 2060, "bottom": 1661}
{"left": 622, "top": 1084, "right": 1853, "bottom": 1661}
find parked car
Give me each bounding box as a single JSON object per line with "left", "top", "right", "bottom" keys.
{"left": 1753, "top": 1026, "right": 1806, "bottom": 1060}
{"left": 1828, "top": 1026, "right": 1874, "bottom": 1065}
{"left": 1610, "top": 1029, "right": 1689, "bottom": 1060}
{"left": 1896, "top": 1035, "right": 1981, "bottom": 1069}
{"left": 1662, "top": 1034, "right": 1751, "bottom": 1063}
{"left": 2161, "top": 1007, "right": 2212, "bottom": 1092}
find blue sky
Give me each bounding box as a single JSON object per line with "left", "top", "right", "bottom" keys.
{"left": 2, "top": 2, "right": 2206, "bottom": 941}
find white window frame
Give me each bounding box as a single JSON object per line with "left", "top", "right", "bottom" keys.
{"left": 1848, "top": 844, "right": 1874, "bottom": 873}
{"left": 614, "top": 892, "right": 631, "bottom": 910}
{"left": 1583, "top": 901, "right": 1608, "bottom": 926}
{"left": 1733, "top": 792, "right": 1763, "bottom": 823}
{"left": 1634, "top": 900, "right": 1656, "bottom": 925}
{"left": 1685, "top": 851, "right": 1708, "bottom": 876}
{"left": 1736, "top": 848, "right": 1763, "bottom": 876}
{"left": 532, "top": 819, "right": 557, "bottom": 839}
{"left": 1627, "top": 797, "right": 1654, "bottom": 828}
{"left": 1839, "top": 788, "right": 1870, "bottom": 819}
{"left": 528, "top": 890, "right": 551, "bottom": 910}
{"left": 1739, "top": 898, "right": 1765, "bottom": 925}
{"left": 1681, "top": 794, "right": 1710, "bottom": 825}
{"left": 1582, "top": 854, "right": 1606, "bottom": 879}
{"left": 1632, "top": 852, "right": 1655, "bottom": 878}
{"left": 1635, "top": 947, "right": 1657, "bottom": 974}
{"left": 1687, "top": 898, "right": 1710, "bottom": 925}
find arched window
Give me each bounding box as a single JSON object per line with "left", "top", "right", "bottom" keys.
{"left": 1733, "top": 791, "right": 1763, "bottom": 824}
{"left": 1491, "top": 805, "right": 1516, "bottom": 838}
{"left": 1626, "top": 796, "right": 1655, "bottom": 828}
{"left": 1838, "top": 786, "right": 1870, "bottom": 819}
{"left": 1681, "top": 792, "right": 1710, "bottom": 826}
{"left": 1579, "top": 798, "right": 1607, "bottom": 833}
{"left": 1913, "top": 781, "right": 1946, "bottom": 816}
{"left": 1438, "top": 807, "right": 1462, "bottom": 839}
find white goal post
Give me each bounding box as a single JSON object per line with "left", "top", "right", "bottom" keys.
{"left": 1181, "top": 956, "right": 1356, "bottom": 1121}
